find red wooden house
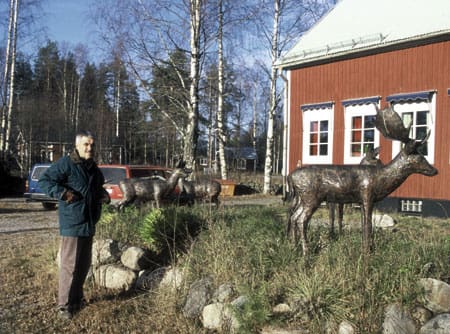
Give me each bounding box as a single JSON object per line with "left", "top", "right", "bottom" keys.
{"left": 277, "top": 0, "right": 450, "bottom": 216}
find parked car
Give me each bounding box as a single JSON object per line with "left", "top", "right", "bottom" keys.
{"left": 98, "top": 164, "right": 178, "bottom": 204}
{"left": 23, "top": 163, "right": 57, "bottom": 210}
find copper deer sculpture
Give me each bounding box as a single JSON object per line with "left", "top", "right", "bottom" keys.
{"left": 287, "top": 105, "right": 438, "bottom": 255}
{"left": 118, "top": 163, "right": 191, "bottom": 210}
{"left": 328, "top": 146, "right": 383, "bottom": 235}
{"left": 177, "top": 177, "right": 222, "bottom": 207}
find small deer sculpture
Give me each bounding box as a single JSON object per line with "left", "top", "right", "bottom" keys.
{"left": 287, "top": 105, "right": 438, "bottom": 255}
{"left": 177, "top": 177, "right": 222, "bottom": 207}
{"left": 117, "top": 164, "right": 191, "bottom": 210}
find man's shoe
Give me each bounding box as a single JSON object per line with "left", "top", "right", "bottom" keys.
{"left": 58, "top": 308, "right": 73, "bottom": 320}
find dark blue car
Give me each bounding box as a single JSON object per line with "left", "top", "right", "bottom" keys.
{"left": 23, "top": 163, "right": 57, "bottom": 209}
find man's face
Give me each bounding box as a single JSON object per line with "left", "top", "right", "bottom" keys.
{"left": 76, "top": 136, "right": 95, "bottom": 160}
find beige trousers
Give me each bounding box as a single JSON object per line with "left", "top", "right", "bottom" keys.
{"left": 58, "top": 236, "right": 93, "bottom": 309}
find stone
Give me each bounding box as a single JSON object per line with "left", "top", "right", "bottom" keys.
{"left": 272, "top": 303, "right": 292, "bottom": 315}
{"left": 419, "top": 278, "right": 450, "bottom": 313}
{"left": 93, "top": 264, "right": 137, "bottom": 290}
{"left": 382, "top": 303, "right": 416, "bottom": 334}
{"left": 160, "top": 266, "right": 185, "bottom": 290}
{"left": 212, "top": 283, "right": 234, "bottom": 303}
{"left": 120, "top": 246, "right": 151, "bottom": 271}
{"left": 420, "top": 313, "right": 450, "bottom": 334}
{"left": 373, "top": 214, "right": 395, "bottom": 228}
{"left": 91, "top": 239, "right": 121, "bottom": 266}
{"left": 183, "top": 277, "right": 212, "bottom": 318}
{"left": 135, "top": 267, "right": 166, "bottom": 290}
{"left": 338, "top": 320, "right": 356, "bottom": 334}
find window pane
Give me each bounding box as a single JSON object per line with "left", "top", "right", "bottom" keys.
{"left": 351, "top": 144, "right": 361, "bottom": 157}
{"left": 363, "top": 143, "right": 374, "bottom": 154}
{"left": 417, "top": 111, "right": 428, "bottom": 125}
{"left": 320, "top": 132, "right": 328, "bottom": 143}
{"left": 364, "top": 129, "right": 374, "bottom": 142}
{"left": 364, "top": 115, "right": 376, "bottom": 128}
{"left": 402, "top": 112, "right": 413, "bottom": 127}
{"left": 310, "top": 121, "right": 318, "bottom": 132}
{"left": 320, "top": 121, "right": 328, "bottom": 132}
{"left": 319, "top": 144, "right": 328, "bottom": 155}
{"left": 352, "top": 130, "right": 362, "bottom": 142}
{"left": 310, "top": 133, "right": 318, "bottom": 144}
{"left": 416, "top": 126, "right": 427, "bottom": 140}
{"left": 310, "top": 145, "right": 318, "bottom": 155}
{"left": 352, "top": 116, "right": 362, "bottom": 129}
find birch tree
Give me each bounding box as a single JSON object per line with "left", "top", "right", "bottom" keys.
{"left": 93, "top": 0, "right": 210, "bottom": 169}
{"left": 216, "top": 0, "right": 228, "bottom": 179}
{"left": 1, "top": 0, "right": 19, "bottom": 155}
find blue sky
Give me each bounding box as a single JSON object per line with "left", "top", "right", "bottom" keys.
{"left": 44, "top": 0, "right": 94, "bottom": 47}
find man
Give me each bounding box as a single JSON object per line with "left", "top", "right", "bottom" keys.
{"left": 39, "top": 131, "right": 110, "bottom": 320}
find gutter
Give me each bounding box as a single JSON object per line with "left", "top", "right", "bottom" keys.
{"left": 279, "top": 69, "right": 289, "bottom": 198}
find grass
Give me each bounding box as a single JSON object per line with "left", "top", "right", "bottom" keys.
{"left": 1, "top": 202, "right": 450, "bottom": 333}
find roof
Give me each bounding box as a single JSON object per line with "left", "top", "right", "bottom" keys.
{"left": 225, "top": 147, "right": 257, "bottom": 160}
{"left": 277, "top": 0, "right": 450, "bottom": 69}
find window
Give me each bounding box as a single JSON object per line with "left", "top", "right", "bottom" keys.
{"left": 389, "top": 93, "right": 435, "bottom": 164}
{"left": 302, "top": 103, "right": 334, "bottom": 164}
{"left": 237, "top": 158, "right": 246, "bottom": 170}
{"left": 400, "top": 199, "right": 423, "bottom": 214}
{"left": 343, "top": 102, "right": 380, "bottom": 164}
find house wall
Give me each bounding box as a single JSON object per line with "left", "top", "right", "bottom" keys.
{"left": 288, "top": 40, "right": 450, "bottom": 201}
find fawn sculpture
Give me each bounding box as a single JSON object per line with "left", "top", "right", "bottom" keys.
{"left": 177, "top": 177, "right": 222, "bottom": 207}
{"left": 117, "top": 164, "right": 191, "bottom": 210}
{"left": 287, "top": 105, "right": 438, "bottom": 255}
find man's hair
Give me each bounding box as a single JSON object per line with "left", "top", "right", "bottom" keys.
{"left": 75, "top": 130, "right": 95, "bottom": 145}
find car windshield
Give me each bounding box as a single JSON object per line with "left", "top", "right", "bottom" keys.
{"left": 100, "top": 167, "right": 127, "bottom": 184}
{"left": 31, "top": 166, "right": 50, "bottom": 180}
{"left": 130, "top": 168, "right": 166, "bottom": 179}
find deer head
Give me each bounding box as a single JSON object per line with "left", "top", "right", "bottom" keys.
{"left": 374, "top": 104, "right": 412, "bottom": 143}
{"left": 374, "top": 104, "right": 437, "bottom": 176}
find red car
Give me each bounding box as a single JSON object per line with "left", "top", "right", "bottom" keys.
{"left": 98, "top": 164, "right": 175, "bottom": 204}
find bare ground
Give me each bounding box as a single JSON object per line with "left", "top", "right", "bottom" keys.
{"left": 0, "top": 195, "right": 283, "bottom": 333}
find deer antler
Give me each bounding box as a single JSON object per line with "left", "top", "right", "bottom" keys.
{"left": 374, "top": 105, "right": 411, "bottom": 143}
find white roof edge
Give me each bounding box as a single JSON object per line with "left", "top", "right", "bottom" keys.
{"left": 276, "top": 29, "right": 450, "bottom": 69}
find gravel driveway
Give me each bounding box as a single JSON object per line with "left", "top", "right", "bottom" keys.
{"left": 0, "top": 198, "right": 58, "bottom": 234}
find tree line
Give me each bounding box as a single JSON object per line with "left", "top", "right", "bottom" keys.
{"left": 0, "top": 0, "right": 334, "bottom": 192}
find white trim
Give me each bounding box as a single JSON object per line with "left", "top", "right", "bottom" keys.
{"left": 302, "top": 104, "right": 334, "bottom": 164}
{"left": 343, "top": 103, "right": 380, "bottom": 164}
{"left": 391, "top": 95, "right": 436, "bottom": 164}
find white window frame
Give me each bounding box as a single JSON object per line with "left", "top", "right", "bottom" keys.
{"left": 390, "top": 96, "right": 435, "bottom": 164}
{"left": 302, "top": 104, "right": 334, "bottom": 164}
{"left": 343, "top": 103, "right": 380, "bottom": 164}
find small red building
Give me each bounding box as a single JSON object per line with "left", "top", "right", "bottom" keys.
{"left": 277, "top": 0, "right": 450, "bottom": 216}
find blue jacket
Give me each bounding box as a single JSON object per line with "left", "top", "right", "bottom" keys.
{"left": 38, "top": 151, "right": 106, "bottom": 237}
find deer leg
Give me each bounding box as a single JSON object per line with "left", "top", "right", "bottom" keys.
{"left": 328, "top": 203, "right": 336, "bottom": 236}
{"left": 291, "top": 201, "right": 318, "bottom": 256}
{"left": 338, "top": 203, "right": 344, "bottom": 233}
{"left": 360, "top": 198, "right": 374, "bottom": 253}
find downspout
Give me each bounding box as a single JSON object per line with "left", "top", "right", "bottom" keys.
{"left": 279, "top": 68, "right": 289, "bottom": 199}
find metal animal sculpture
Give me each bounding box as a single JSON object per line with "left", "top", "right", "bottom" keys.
{"left": 287, "top": 105, "right": 438, "bottom": 255}
{"left": 177, "top": 177, "right": 222, "bottom": 207}
{"left": 118, "top": 166, "right": 191, "bottom": 210}
{"left": 328, "top": 146, "right": 383, "bottom": 234}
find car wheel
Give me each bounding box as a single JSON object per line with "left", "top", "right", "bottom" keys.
{"left": 42, "top": 202, "right": 57, "bottom": 210}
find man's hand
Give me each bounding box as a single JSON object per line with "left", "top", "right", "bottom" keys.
{"left": 101, "top": 189, "right": 111, "bottom": 204}
{"left": 62, "top": 189, "right": 81, "bottom": 203}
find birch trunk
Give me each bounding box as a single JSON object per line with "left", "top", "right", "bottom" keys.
{"left": 184, "top": 0, "right": 202, "bottom": 169}
{"left": 4, "top": 0, "right": 19, "bottom": 153}
{"left": 263, "top": 0, "right": 280, "bottom": 194}
{"left": 1, "top": 0, "right": 16, "bottom": 154}
{"left": 217, "top": 0, "right": 228, "bottom": 180}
